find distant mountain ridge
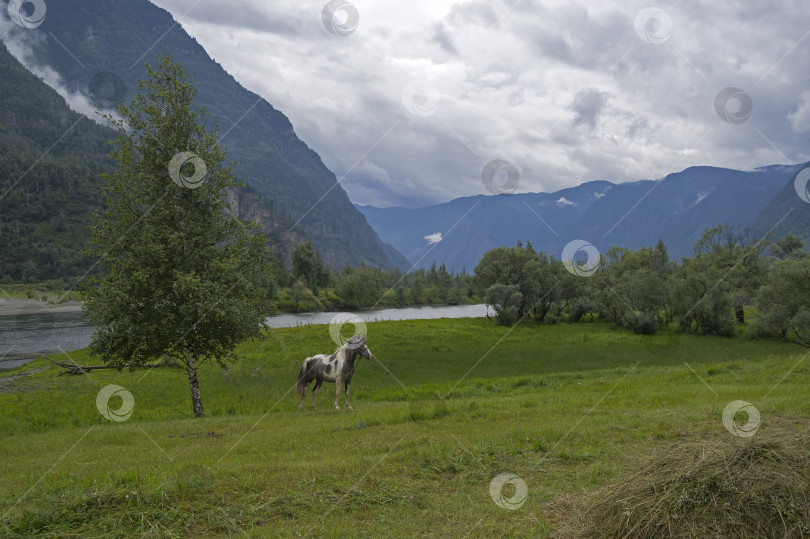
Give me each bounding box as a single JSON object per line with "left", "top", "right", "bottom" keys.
{"left": 357, "top": 165, "right": 809, "bottom": 272}
{"left": 0, "top": 0, "right": 406, "bottom": 270}
{"left": 751, "top": 164, "right": 810, "bottom": 240}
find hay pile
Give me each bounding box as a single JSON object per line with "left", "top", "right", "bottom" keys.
{"left": 551, "top": 417, "right": 810, "bottom": 537}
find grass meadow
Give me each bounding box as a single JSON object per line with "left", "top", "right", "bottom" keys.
{"left": 1, "top": 318, "right": 808, "bottom": 536}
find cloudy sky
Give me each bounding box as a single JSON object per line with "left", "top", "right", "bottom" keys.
{"left": 146, "top": 0, "right": 809, "bottom": 208}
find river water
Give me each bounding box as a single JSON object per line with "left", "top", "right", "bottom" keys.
{"left": 0, "top": 304, "right": 489, "bottom": 370}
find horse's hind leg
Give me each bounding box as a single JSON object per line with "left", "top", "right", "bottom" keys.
{"left": 311, "top": 379, "right": 323, "bottom": 410}
{"left": 298, "top": 378, "right": 307, "bottom": 410}
{"left": 344, "top": 379, "right": 353, "bottom": 411}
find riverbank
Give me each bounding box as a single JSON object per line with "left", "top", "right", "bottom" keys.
{"left": 0, "top": 295, "right": 484, "bottom": 317}
{"left": 0, "top": 298, "right": 84, "bottom": 316}
{"left": 0, "top": 304, "right": 489, "bottom": 366}
{"left": 0, "top": 297, "right": 487, "bottom": 320}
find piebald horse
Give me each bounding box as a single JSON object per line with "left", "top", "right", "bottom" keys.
{"left": 296, "top": 335, "right": 372, "bottom": 411}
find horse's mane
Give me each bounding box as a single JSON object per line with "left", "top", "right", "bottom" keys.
{"left": 334, "top": 339, "right": 364, "bottom": 359}
{"left": 333, "top": 344, "right": 349, "bottom": 360}
{"left": 334, "top": 336, "right": 366, "bottom": 360}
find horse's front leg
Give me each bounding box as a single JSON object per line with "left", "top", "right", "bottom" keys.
{"left": 345, "top": 379, "right": 353, "bottom": 411}
{"left": 334, "top": 376, "right": 342, "bottom": 411}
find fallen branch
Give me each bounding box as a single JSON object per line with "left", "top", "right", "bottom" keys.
{"left": 42, "top": 356, "right": 169, "bottom": 375}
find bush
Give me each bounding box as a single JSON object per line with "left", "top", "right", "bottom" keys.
{"left": 633, "top": 313, "right": 658, "bottom": 335}
{"left": 485, "top": 283, "right": 523, "bottom": 326}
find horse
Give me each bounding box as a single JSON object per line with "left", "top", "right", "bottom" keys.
{"left": 296, "top": 335, "right": 372, "bottom": 411}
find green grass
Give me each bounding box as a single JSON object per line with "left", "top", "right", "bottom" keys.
{"left": 1, "top": 319, "right": 808, "bottom": 536}
{"left": 0, "top": 283, "right": 82, "bottom": 303}
{"left": 274, "top": 286, "right": 482, "bottom": 313}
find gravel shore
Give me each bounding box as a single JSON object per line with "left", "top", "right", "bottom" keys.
{"left": 0, "top": 298, "right": 84, "bottom": 317}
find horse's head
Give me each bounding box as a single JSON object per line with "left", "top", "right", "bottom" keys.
{"left": 347, "top": 335, "right": 372, "bottom": 359}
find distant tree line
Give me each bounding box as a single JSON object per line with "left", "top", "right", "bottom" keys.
{"left": 270, "top": 241, "right": 477, "bottom": 312}
{"left": 475, "top": 226, "right": 810, "bottom": 349}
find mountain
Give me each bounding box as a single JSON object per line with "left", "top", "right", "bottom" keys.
{"left": 0, "top": 41, "right": 303, "bottom": 283}
{"left": 0, "top": 0, "right": 405, "bottom": 270}
{"left": 751, "top": 164, "right": 810, "bottom": 240}
{"left": 357, "top": 165, "right": 806, "bottom": 272}
{"left": 0, "top": 39, "right": 112, "bottom": 283}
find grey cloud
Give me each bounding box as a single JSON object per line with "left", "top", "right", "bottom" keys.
{"left": 432, "top": 22, "right": 458, "bottom": 55}
{"left": 570, "top": 88, "right": 611, "bottom": 131}
{"left": 0, "top": 20, "right": 116, "bottom": 122}
{"left": 447, "top": 1, "right": 500, "bottom": 29}
{"left": 155, "top": 0, "right": 312, "bottom": 37}
{"left": 81, "top": 1, "right": 808, "bottom": 207}
{"left": 532, "top": 33, "right": 573, "bottom": 64}
{"left": 516, "top": 4, "right": 633, "bottom": 71}
{"left": 625, "top": 115, "right": 651, "bottom": 140}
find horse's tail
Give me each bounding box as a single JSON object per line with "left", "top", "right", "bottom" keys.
{"left": 296, "top": 358, "right": 311, "bottom": 398}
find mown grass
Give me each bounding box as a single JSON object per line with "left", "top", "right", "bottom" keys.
{"left": 1, "top": 318, "right": 808, "bottom": 537}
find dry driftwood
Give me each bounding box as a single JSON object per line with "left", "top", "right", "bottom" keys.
{"left": 42, "top": 356, "right": 168, "bottom": 375}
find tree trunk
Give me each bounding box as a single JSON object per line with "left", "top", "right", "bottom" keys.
{"left": 186, "top": 347, "right": 204, "bottom": 418}
{"left": 735, "top": 304, "right": 745, "bottom": 324}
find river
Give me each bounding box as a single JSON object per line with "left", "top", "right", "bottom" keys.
{"left": 0, "top": 304, "right": 489, "bottom": 370}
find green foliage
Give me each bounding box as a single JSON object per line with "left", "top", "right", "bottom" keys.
{"left": 633, "top": 313, "right": 658, "bottom": 335}
{"left": 485, "top": 283, "right": 522, "bottom": 326}
{"left": 672, "top": 253, "right": 735, "bottom": 336}
{"left": 291, "top": 240, "right": 330, "bottom": 294}
{"left": 475, "top": 241, "right": 596, "bottom": 325}
{"left": 0, "top": 42, "right": 115, "bottom": 284}
{"left": 472, "top": 226, "right": 798, "bottom": 343}
{"left": 750, "top": 256, "right": 810, "bottom": 348}
{"left": 770, "top": 233, "right": 806, "bottom": 260}
{"left": 596, "top": 240, "right": 674, "bottom": 332}
{"left": 82, "top": 54, "right": 274, "bottom": 416}
{"left": 673, "top": 225, "right": 767, "bottom": 333}
{"left": 475, "top": 242, "right": 541, "bottom": 318}
{"left": 336, "top": 264, "right": 384, "bottom": 309}
{"left": 274, "top": 259, "right": 478, "bottom": 312}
